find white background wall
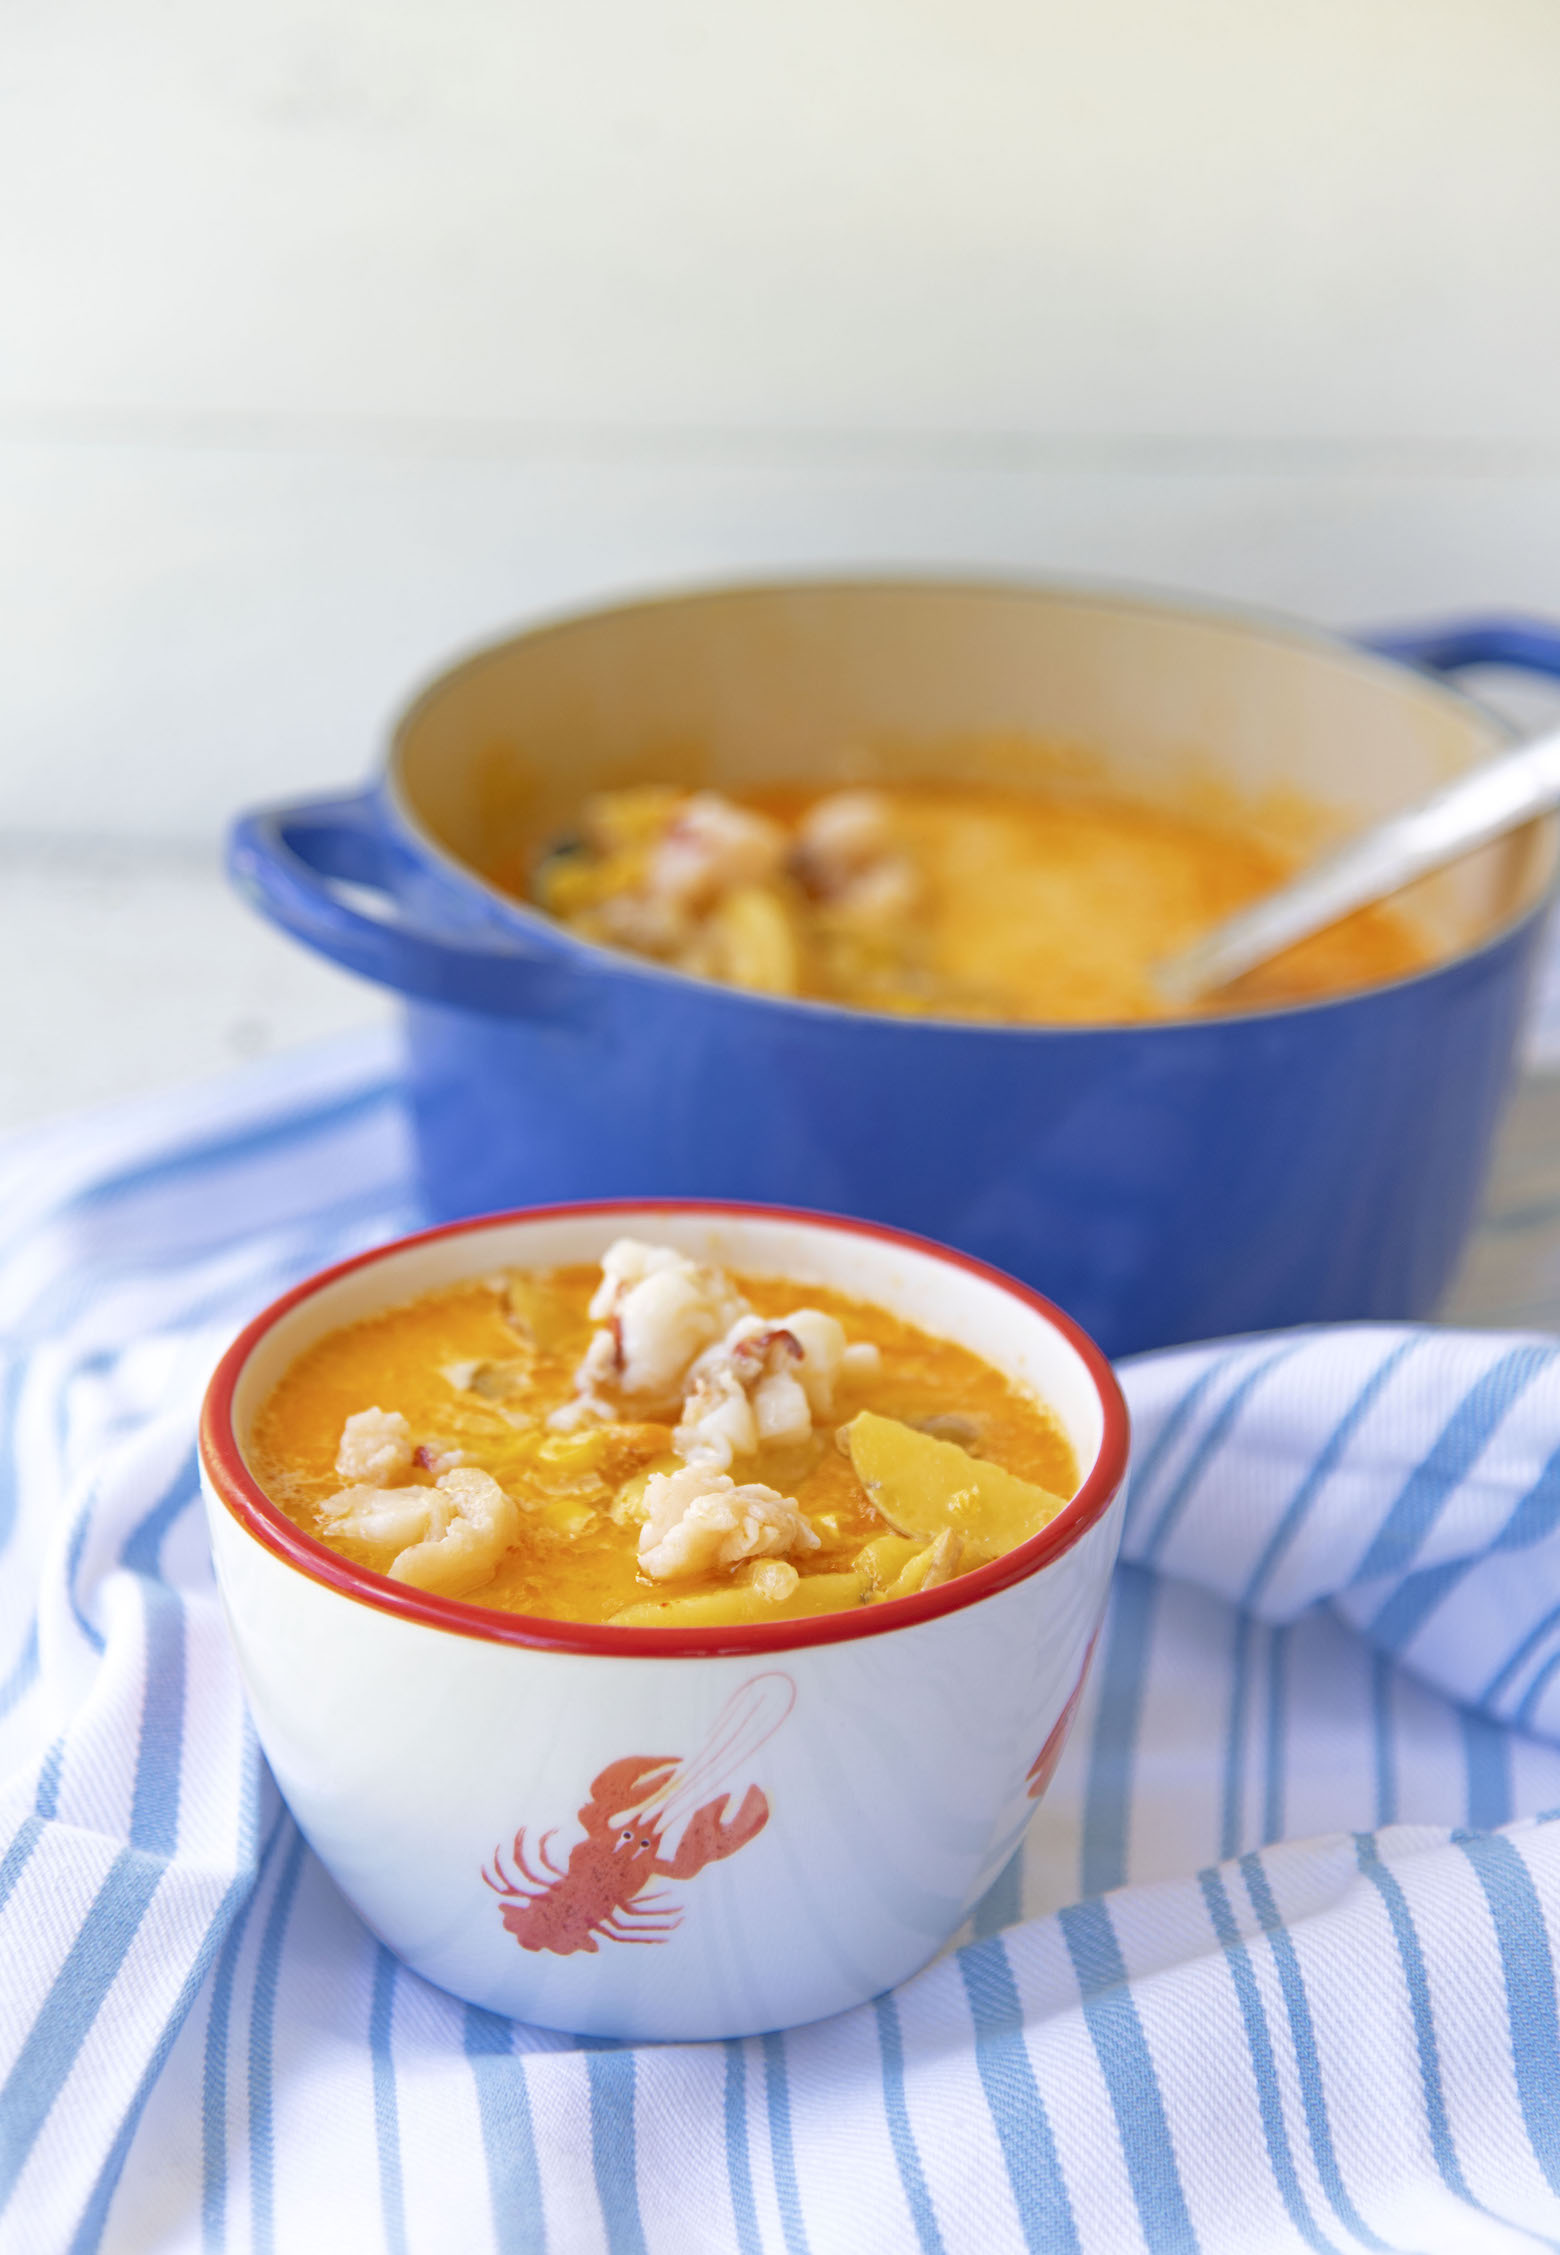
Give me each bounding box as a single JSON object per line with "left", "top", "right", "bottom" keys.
{"left": 4, "top": 0, "right": 1560, "bottom": 1123}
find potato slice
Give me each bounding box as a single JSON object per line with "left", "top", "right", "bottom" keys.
{"left": 708, "top": 885, "right": 801, "bottom": 995}
{"left": 852, "top": 1532, "right": 927, "bottom": 1594}
{"left": 846, "top": 1410, "right": 1068, "bottom": 1558}
{"left": 857, "top": 1527, "right": 966, "bottom": 1603}
{"left": 883, "top": 1528, "right": 964, "bottom": 1600}
{"left": 609, "top": 1569, "right": 863, "bottom": 1629}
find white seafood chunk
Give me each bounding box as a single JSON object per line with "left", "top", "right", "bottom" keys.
{"left": 753, "top": 1367, "right": 811, "bottom": 1446}
{"left": 792, "top": 791, "right": 918, "bottom": 920}
{"left": 637, "top": 1466, "right": 821, "bottom": 1581}
{"left": 674, "top": 1361, "right": 759, "bottom": 1467}
{"left": 320, "top": 1482, "right": 444, "bottom": 1554}
{"left": 323, "top": 1467, "right": 522, "bottom": 1599}
{"left": 650, "top": 793, "right": 787, "bottom": 910}
{"left": 414, "top": 1441, "right": 467, "bottom": 1478}
{"left": 552, "top": 1240, "right": 751, "bottom": 1425}
{"left": 334, "top": 1407, "right": 414, "bottom": 1486}
{"left": 776, "top": 1309, "right": 849, "bottom": 1415}
{"left": 674, "top": 1308, "right": 862, "bottom": 1467}
{"left": 595, "top": 889, "right": 692, "bottom": 957}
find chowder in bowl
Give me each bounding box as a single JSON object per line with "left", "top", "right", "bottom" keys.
{"left": 199, "top": 1202, "right": 1129, "bottom": 2040}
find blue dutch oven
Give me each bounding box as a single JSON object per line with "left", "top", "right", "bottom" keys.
{"left": 229, "top": 581, "right": 1560, "bottom": 1358}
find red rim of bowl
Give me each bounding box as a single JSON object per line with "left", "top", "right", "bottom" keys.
{"left": 199, "top": 1200, "right": 1131, "bottom": 1658}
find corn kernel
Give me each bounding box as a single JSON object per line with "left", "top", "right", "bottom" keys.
{"left": 536, "top": 1429, "right": 607, "bottom": 1471}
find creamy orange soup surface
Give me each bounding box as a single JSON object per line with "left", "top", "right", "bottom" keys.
{"left": 250, "top": 1242, "right": 1079, "bottom": 1630}
{"left": 500, "top": 781, "right": 1427, "bottom": 1023}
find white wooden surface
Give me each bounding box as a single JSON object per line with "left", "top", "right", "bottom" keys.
{"left": 4, "top": 0, "right": 1560, "bottom": 1145}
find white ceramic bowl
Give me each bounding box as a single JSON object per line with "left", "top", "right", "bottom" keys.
{"left": 199, "top": 1202, "right": 1130, "bottom": 2039}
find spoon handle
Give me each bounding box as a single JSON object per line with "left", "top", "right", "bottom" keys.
{"left": 1154, "top": 727, "right": 1560, "bottom": 1007}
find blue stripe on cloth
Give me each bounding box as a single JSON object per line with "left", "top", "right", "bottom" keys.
{"left": 464, "top": 2006, "right": 546, "bottom": 2255}
{"left": 959, "top": 1937, "right": 1080, "bottom": 2255}
{"left": 64, "top": 1505, "right": 106, "bottom": 1655}
{"left": 723, "top": 2042, "right": 762, "bottom": 2255}
{"left": 1238, "top": 1853, "right": 1395, "bottom": 2250}
{"left": 64, "top": 1076, "right": 401, "bottom": 1224}
{"left": 1478, "top": 1605, "right": 1559, "bottom": 1704}
{"left": 1483, "top": 1599, "right": 1560, "bottom": 1712}
{"left": 1369, "top": 1560, "right": 1474, "bottom": 1660}
{"left": 248, "top": 1826, "right": 309, "bottom": 2255}
{"left": 0, "top": 1814, "right": 43, "bottom": 1927}
{"left": 874, "top": 1994, "right": 947, "bottom": 2255}
{"left": 972, "top": 1848, "right": 1023, "bottom": 1939}
{"left": 1125, "top": 1353, "right": 1238, "bottom": 1523}
{"left": 1221, "top": 1613, "right": 1254, "bottom": 1861}
{"left": 1082, "top": 1564, "right": 1157, "bottom": 1896}
{"left": 1263, "top": 1628, "right": 1288, "bottom": 1847}
{"left": 1243, "top": 1339, "right": 1422, "bottom": 1607}
{"left": 203, "top": 1808, "right": 288, "bottom": 2254}
{"left": 130, "top": 1586, "right": 186, "bottom": 1859}
{"left": 1371, "top": 1436, "right": 1560, "bottom": 1655}
{"left": 761, "top": 2032, "right": 810, "bottom": 2255}
{"left": 60, "top": 1447, "right": 197, "bottom": 1747}
{"left": 1462, "top": 1708, "right": 1513, "bottom": 1830}
{"left": 1352, "top": 1346, "right": 1557, "bottom": 1588}
{"left": 1138, "top": 1342, "right": 1306, "bottom": 1564}
{"left": 35, "top": 1735, "right": 65, "bottom": 1821}
{"left": 0, "top": 1358, "right": 28, "bottom": 1555}
{"left": 1455, "top": 1830, "right": 1560, "bottom": 2197}
{"left": 68, "top": 1865, "right": 260, "bottom": 2255}
{"left": 587, "top": 2050, "right": 649, "bottom": 2255}
{"left": 0, "top": 1537, "right": 196, "bottom": 2225}
{"left": 0, "top": 1847, "right": 164, "bottom": 2214}
{"left": 369, "top": 1946, "right": 407, "bottom": 2255}
{"left": 0, "top": 1620, "right": 39, "bottom": 1724}
{"left": 1198, "top": 1867, "right": 1341, "bottom": 2254}
{"left": 1518, "top": 1642, "right": 1560, "bottom": 1733}
{"left": 1372, "top": 1653, "right": 1397, "bottom": 1828}
{"left": 1350, "top": 1834, "right": 1560, "bottom": 2253}
{"left": 1057, "top": 1899, "right": 1197, "bottom": 2253}
{"left": 120, "top": 1449, "right": 199, "bottom": 1578}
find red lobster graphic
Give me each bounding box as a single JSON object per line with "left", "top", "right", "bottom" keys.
{"left": 483, "top": 1673, "right": 795, "bottom": 1956}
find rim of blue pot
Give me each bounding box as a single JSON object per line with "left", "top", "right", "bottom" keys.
{"left": 380, "top": 572, "right": 1560, "bottom": 1037}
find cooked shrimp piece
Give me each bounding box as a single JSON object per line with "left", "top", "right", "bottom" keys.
{"left": 335, "top": 1407, "right": 415, "bottom": 1485}
{"left": 552, "top": 1241, "right": 751, "bottom": 1425}
{"left": 637, "top": 1466, "right": 821, "bottom": 1581}
{"left": 792, "top": 791, "right": 919, "bottom": 922}
{"left": 320, "top": 1482, "right": 445, "bottom": 1556}
{"left": 674, "top": 1308, "right": 876, "bottom": 1468}
{"left": 322, "top": 1466, "right": 522, "bottom": 1599}
{"left": 650, "top": 794, "right": 787, "bottom": 910}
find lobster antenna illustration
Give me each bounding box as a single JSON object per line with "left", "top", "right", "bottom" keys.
{"left": 621, "top": 1674, "right": 796, "bottom": 1832}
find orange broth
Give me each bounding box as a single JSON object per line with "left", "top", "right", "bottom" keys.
{"left": 249, "top": 1265, "right": 1078, "bottom": 1628}
{"left": 506, "top": 781, "right": 1427, "bottom": 1023}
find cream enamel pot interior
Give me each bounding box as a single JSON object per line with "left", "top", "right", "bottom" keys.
{"left": 199, "top": 1203, "right": 1129, "bottom": 2041}
{"left": 229, "top": 584, "right": 1560, "bottom": 1356}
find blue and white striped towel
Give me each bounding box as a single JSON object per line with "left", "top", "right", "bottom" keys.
{"left": 5, "top": 1031, "right": 1560, "bottom": 2251}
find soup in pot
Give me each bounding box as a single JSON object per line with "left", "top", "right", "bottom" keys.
{"left": 497, "top": 782, "right": 1427, "bottom": 1023}
{"left": 250, "top": 1239, "right": 1078, "bottom": 1629}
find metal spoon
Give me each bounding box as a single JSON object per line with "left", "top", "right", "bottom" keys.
{"left": 1152, "top": 726, "right": 1560, "bottom": 1009}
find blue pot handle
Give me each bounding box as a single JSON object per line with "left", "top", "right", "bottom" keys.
{"left": 1361, "top": 615, "right": 1560, "bottom": 681}
{"left": 228, "top": 789, "right": 578, "bottom": 1018}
